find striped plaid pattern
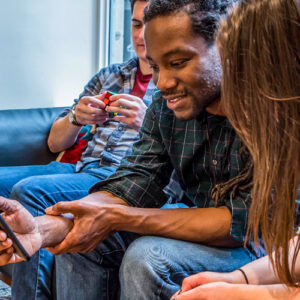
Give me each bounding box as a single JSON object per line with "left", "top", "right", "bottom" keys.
{"left": 91, "top": 92, "right": 253, "bottom": 245}
{"left": 57, "top": 57, "right": 156, "bottom": 172}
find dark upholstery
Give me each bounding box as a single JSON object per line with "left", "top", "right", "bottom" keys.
{"left": 0, "top": 106, "right": 66, "bottom": 278}
{"left": 0, "top": 107, "right": 66, "bottom": 166}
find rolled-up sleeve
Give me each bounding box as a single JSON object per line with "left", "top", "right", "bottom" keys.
{"left": 224, "top": 191, "right": 251, "bottom": 243}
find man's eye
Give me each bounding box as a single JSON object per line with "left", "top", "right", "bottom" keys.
{"left": 132, "top": 22, "right": 142, "bottom": 28}
{"left": 170, "top": 59, "right": 188, "bottom": 68}
{"left": 150, "top": 65, "right": 159, "bottom": 71}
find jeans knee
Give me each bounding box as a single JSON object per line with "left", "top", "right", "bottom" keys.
{"left": 121, "top": 236, "right": 170, "bottom": 285}
{"left": 10, "top": 177, "right": 46, "bottom": 216}
{"left": 10, "top": 177, "right": 34, "bottom": 201}
{"left": 120, "top": 236, "right": 177, "bottom": 299}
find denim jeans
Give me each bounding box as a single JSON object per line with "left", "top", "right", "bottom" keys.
{"left": 0, "top": 163, "right": 257, "bottom": 300}
{"left": 0, "top": 161, "right": 116, "bottom": 300}
{"left": 55, "top": 235, "right": 256, "bottom": 300}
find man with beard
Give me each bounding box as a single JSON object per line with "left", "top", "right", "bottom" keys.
{"left": 0, "top": 0, "right": 262, "bottom": 299}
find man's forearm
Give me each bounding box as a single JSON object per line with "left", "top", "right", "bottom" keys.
{"left": 36, "top": 214, "right": 73, "bottom": 248}
{"left": 87, "top": 191, "right": 238, "bottom": 247}
{"left": 114, "top": 205, "right": 238, "bottom": 246}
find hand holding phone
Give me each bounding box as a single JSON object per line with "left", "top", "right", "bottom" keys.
{"left": 0, "top": 215, "right": 30, "bottom": 261}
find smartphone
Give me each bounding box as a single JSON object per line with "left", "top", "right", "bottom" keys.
{"left": 0, "top": 215, "right": 30, "bottom": 261}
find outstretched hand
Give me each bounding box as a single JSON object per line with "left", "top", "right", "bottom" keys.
{"left": 0, "top": 197, "right": 42, "bottom": 264}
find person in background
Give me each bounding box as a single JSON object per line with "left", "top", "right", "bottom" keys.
{"left": 0, "top": 0, "right": 154, "bottom": 299}
{"left": 172, "top": 0, "right": 300, "bottom": 299}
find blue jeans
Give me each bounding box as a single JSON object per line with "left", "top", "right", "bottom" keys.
{"left": 55, "top": 235, "right": 256, "bottom": 300}
{"left": 0, "top": 161, "right": 116, "bottom": 300}
{"left": 0, "top": 163, "right": 257, "bottom": 300}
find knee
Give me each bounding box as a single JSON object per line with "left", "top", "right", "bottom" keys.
{"left": 120, "top": 236, "right": 170, "bottom": 284}
{"left": 10, "top": 177, "right": 35, "bottom": 201}
{"left": 10, "top": 177, "right": 46, "bottom": 215}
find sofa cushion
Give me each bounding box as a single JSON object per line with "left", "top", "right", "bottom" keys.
{"left": 0, "top": 107, "right": 66, "bottom": 166}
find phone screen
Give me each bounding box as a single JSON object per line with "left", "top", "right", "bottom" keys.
{"left": 0, "top": 215, "right": 30, "bottom": 261}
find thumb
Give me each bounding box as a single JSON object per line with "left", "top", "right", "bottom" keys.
{"left": 0, "top": 197, "right": 20, "bottom": 215}
{"left": 45, "top": 201, "right": 83, "bottom": 216}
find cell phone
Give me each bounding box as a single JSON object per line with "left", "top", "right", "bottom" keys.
{"left": 0, "top": 215, "right": 30, "bottom": 261}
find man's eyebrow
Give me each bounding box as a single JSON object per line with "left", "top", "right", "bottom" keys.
{"left": 146, "top": 47, "right": 189, "bottom": 62}
{"left": 131, "top": 18, "right": 142, "bottom": 22}
{"left": 162, "top": 48, "right": 188, "bottom": 58}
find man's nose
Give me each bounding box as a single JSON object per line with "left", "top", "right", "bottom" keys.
{"left": 138, "top": 26, "right": 145, "bottom": 41}
{"left": 156, "top": 70, "right": 177, "bottom": 92}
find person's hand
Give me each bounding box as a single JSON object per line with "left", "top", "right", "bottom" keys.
{"left": 105, "top": 94, "right": 147, "bottom": 131}
{"left": 0, "top": 197, "right": 42, "bottom": 265}
{"left": 180, "top": 271, "right": 237, "bottom": 292}
{"left": 171, "top": 282, "right": 245, "bottom": 300}
{"left": 44, "top": 199, "right": 120, "bottom": 254}
{"left": 74, "top": 93, "right": 108, "bottom": 125}
{"left": 171, "top": 271, "right": 250, "bottom": 300}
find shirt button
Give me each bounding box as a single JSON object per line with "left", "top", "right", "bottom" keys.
{"left": 212, "top": 159, "right": 218, "bottom": 166}
{"left": 107, "top": 147, "right": 112, "bottom": 152}
{"left": 118, "top": 126, "right": 123, "bottom": 131}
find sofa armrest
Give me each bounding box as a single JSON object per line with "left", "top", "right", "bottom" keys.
{"left": 0, "top": 107, "right": 66, "bottom": 166}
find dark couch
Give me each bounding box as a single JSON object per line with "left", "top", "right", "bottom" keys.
{"left": 0, "top": 107, "right": 66, "bottom": 166}
{"left": 0, "top": 107, "right": 66, "bottom": 280}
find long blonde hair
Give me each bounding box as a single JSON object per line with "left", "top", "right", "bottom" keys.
{"left": 217, "top": 0, "right": 300, "bottom": 285}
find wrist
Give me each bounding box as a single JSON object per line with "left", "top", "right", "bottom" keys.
{"left": 230, "top": 269, "right": 249, "bottom": 284}
{"left": 109, "top": 205, "right": 131, "bottom": 232}
{"left": 69, "top": 104, "right": 83, "bottom": 126}
{"left": 36, "top": 215, "right": 73, "bottom": 248}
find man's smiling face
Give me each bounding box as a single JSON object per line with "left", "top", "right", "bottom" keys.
{"left": 145, "top": 11, "right": 222, "bottom": 120}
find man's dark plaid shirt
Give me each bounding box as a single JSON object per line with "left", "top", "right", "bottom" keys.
{"left": 91, "top": 91, "right": 254, "bottom": 248}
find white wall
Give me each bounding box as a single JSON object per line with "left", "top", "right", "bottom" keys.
{"left": 0, "top": 0, "right": 99, "bottom": 109}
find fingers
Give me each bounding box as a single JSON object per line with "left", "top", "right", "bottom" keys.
{"left": 46, "top": 237, "right": 73, "bottom": 255}
{"left": 0, "top": 197, "right": 21, "bottom": 215}
{"left": 106, "top": 106, "right": 130, "bottom": 117}
{"left": 181, "top": 272, "right": 226, "bottom": 293}
{"left": 172, "top": 285, "right": 211, "bottom": 300}
{"left": 0, "top": 252, "right": 24, "bottom": 265}
{"left": 0, "top": 232, "right": 13, "bottom": 253}
{"left": 75, "top": 95, "right": 108, "bottom": 125}
{"left": 109, "top": 94, "right": 141, "bottom": 104}
{"left": 181, "top": 273, "right": 206, "bottom": 292}
{"left": 171, "top": 289, "right": 182, "bottom": 300}
{"left": 0, "top": 231, "right": 7, "bottom": 242}
{"left": 108, "top": 95, "right": 146, "bottom": 111}
{"left": 46, "top": 230, "right": 93, "bottom": 254}
{"left": 0, "top": 238, "right": 12, "bottom": 251}
{"left": 45, "top": 201, "right": 86, "bottom": 216}
{"left": 0, "top": 240, "right": 23, "bottom": 265}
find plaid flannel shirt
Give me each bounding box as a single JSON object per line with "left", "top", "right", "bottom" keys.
{"left": 91, "top": 91, "right": 258, "bottom": 250}
{"left": 57, "top": 57, "right": 156, "bottom": 172}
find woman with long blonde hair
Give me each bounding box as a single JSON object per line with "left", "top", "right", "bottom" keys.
{"left": 172, "top": 0, "right": 300, "bottom": 298}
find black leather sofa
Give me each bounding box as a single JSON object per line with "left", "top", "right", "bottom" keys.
{"left": 0, "top": 107, "right": 66, "bottom": 167}
{"left": 0, "top": 107, "right": 66, "bottom": 281}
